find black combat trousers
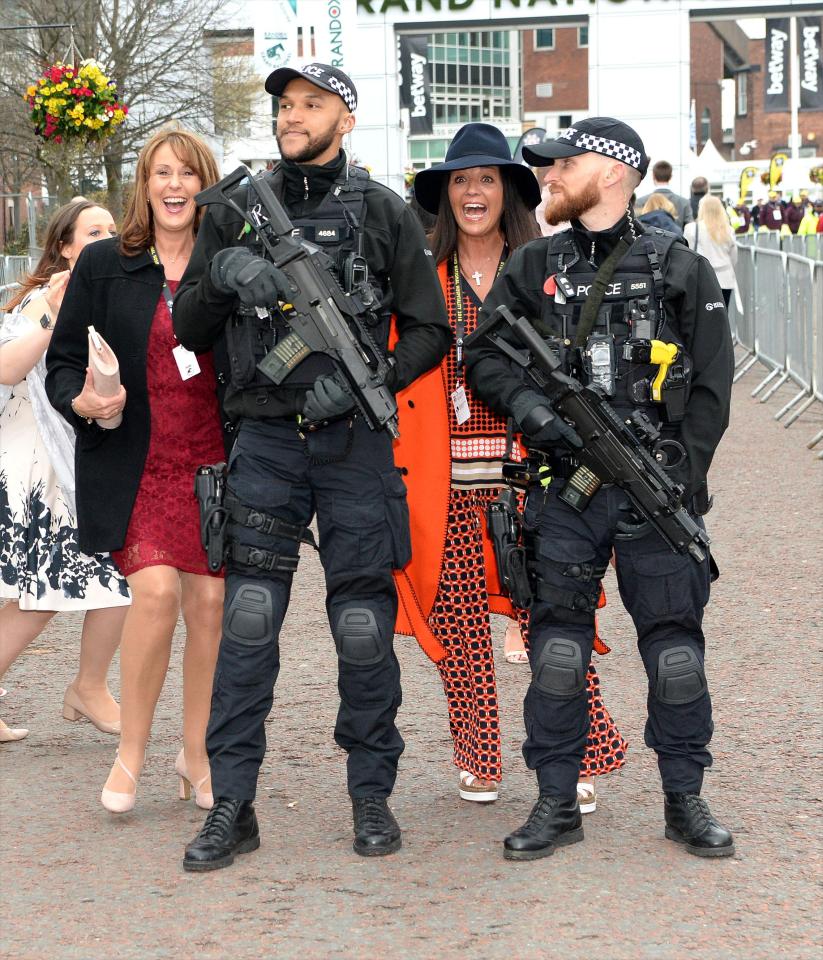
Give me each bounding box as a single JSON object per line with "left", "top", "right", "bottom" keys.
{"left": 523, "top": 480, "right": 714, "bottom": 799}
{"left": 206, "top": 415, "right": 410, "bottom": 801}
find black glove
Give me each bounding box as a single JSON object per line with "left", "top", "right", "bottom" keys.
{"left": 302, "top": 373, "right": 355, "bottom": 423}
{"left": 210, "top": 248, "right": 291, "bottom": 308}
{"left": 510, "top": 389, "right": 583, "bottom": 450}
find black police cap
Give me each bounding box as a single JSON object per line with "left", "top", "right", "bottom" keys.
{"left": 523, "top": 117, "right": 649, "bottom": 177}
{"left": 265, "top": 62, "right": 357, "bottom": 113}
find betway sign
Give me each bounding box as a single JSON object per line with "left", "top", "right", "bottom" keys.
{"left": 764, "top": 18, "right": 790, "bottom": 113}
{"left": 800, "top": 17, "right": 823, "bottom": 110}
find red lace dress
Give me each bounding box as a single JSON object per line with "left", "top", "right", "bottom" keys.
{"left": 112, "top": 282, "right": 225, "bottom": 578}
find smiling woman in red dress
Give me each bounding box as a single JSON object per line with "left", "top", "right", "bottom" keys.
{"left": 46, "top": 128, "right": 226, "bottom": 814}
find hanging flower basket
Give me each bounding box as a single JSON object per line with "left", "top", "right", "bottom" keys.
{"left": 24, "top": 60, "right": 128, "bottom": 145}
{"left": 809, "top": 166, "right": 823, "bottom": 186}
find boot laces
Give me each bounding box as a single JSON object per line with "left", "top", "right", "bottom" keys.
{"left": 683, "top": 794, "right": 711, "bottom": 828}
{"left": 199, "top": 799, "right": 240, "bottom": 839}
{"left": 522, "top": 794, "right": 561, "bottom": 833}
{"left": 355, "top": 797, "right": 390, "bottom": 829}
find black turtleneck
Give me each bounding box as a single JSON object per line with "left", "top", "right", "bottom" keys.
{"left": 571, "top": 212, "right": 640, "bottom": 268}
{"left": 281, "top": 150, "right": 346, "bottom": 219}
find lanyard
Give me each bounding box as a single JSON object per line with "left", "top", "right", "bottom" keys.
{"left": 149, "top": 246, "right": 175, "bottom": 315}
{"left": 452, "top": 250, "right": 505, "bottom": 379}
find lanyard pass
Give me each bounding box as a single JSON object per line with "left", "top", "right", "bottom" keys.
{"left": 172, "top": 344, "right": 201, "bottom": 381}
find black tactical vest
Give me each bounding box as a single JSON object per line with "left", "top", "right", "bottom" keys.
{"left": 537, "top": 228, "right": 691, "bottom": 423}
{"left": 225, "top": 163, "right": 390, "bottom": 393}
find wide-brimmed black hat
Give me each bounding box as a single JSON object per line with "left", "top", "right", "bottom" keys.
{"left": 414, "top": 123, "right": 541, "bottom": 214}
{"left": 522, "top": 117, "right": 649, "bottom": 177}
{"left": 265, "top": 62, "right": 357, "bottom": 113}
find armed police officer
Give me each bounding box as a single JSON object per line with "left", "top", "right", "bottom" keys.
{"left": 173, "top": 63, "right": 450, "bottom": 871}
{"left": 465, "top": 118, "right": 735, "bottom": 861}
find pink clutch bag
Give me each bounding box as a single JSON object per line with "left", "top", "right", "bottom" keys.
{"left": 87, "top": 326, "right": 122, "bottom": 429}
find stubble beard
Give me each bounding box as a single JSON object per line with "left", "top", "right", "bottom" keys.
{"left": 276, "top": 124, "right": 339, "bottom": 164}
{"left": 545, "top": 174, "right": 601, "bottom": 225}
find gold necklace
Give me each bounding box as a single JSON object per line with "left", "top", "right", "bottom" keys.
{"left": 154, "top": 243, "right": 192, "bottom": 264}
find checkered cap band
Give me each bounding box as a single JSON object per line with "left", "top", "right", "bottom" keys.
{"left": 304, "top": 65, "right": 357, "bottom": 111}
{"left": 558, "top": 126, "right": 642, "bottom": 170}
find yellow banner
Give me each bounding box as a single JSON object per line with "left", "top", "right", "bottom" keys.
{"left": 769, "top": 152, "right": 789, "bottom": 189}
{"left": 738, "top": 166, "right": 759, "bottom": 204}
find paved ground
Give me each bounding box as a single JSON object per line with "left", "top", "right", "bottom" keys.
{"left": 2, "top": 361, "right": 821, "bottom": 960}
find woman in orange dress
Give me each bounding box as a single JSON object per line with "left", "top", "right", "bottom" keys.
{"left": 394, "top": 124, "right": 627, "bottom": 808}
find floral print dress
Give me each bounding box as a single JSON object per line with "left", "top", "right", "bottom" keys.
{"left": 0, "top": 296, "right": 129, "bottom": 610}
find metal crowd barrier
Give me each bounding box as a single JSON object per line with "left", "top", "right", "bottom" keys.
{"left": 729, "top": 235, "right": 823, "bottom": 459}
{"left": 0, "top": 255, "right": 33, "bottom": 287}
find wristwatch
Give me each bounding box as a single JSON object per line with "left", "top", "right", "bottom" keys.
{"left": 39, "top": 312, "right": 53, "bottom": 330}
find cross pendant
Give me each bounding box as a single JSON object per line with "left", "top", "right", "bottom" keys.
{"left": 471, "top": 270, "right": 483, "bottom": 286}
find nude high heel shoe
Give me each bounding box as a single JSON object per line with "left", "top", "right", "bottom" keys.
{"left": 101, "top": 752, "right": 138, "bottom": 813}
{"left": 0, "top": 718, "right": 29, "bottom": 742}
{"left": 62, "top": 682, "right": 121, "bottom": 735}
{"left": 175, "top": 749, "right": 214, "bottom": 810}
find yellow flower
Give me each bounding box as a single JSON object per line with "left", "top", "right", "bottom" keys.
{"left": 26, "top": 85, "right": 36, "bottom": 97}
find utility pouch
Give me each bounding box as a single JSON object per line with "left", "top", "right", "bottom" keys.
{"left": 194, "top": 463, "right": 228, "bottom": 572}
{"left": 226, "top": 310, "right": 273, "bottom": 388}
{"left": 486, "top": 487, "right": 532, "bottom": 608}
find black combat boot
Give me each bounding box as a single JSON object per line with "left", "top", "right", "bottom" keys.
{"left": 351, "top": 797, "right": 402, "bottom": 857}
{"left": 503, "top": 794, "right": 583, "bottom": 861}
{"left": 183, "top": 798, "right": 260, "bottom": 872}
{"left": 664, "top": 792, "right": 735, "bottom": 857}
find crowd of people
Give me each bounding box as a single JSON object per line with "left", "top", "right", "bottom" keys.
{"left": 1, "top": 63, "right": 737, "bottom": 870}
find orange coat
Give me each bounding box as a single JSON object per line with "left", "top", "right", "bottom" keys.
{"left": 391, "top": 260, "right": 515, "bottom": 663}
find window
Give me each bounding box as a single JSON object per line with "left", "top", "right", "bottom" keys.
{"left": 737, "top": 74, "right": 748, "bottom": 117}
{"left": 423, "top": 30, "right": 515, "bottom": 127}
{"left": 701, "top": 107, "right": 711, "bottom": 145}
{"left": 578, "top": 25, "right": 588, "bottom": 48}
{"left": 534, "top": 29, "right": 555, "bottom": 51}
{"left": 535, "top": 82, "right": 554, "bottom": 98}
{"left": 559, "top": 114, "right": 573, "bottom": 130}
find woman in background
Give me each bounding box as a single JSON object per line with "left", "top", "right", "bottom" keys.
{"left": 638, "top": 193, "right": 682, "bottom": 236}
{"left": 684, "top": 195, "right": 737, "bottom": 307}
{"left": 46, "top": 128, "right": 225, "bottom": 812}
{"left": 0, "top": 199, "right": 130, "bottom": 742}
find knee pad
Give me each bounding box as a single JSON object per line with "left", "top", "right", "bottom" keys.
{"left": 223, "top": 584, "right": 273, "bottom": 647}
{"left": 655, "top": 645, "right": 707, "bottom": 705}
{"left": 532, "top": 638, "right": 585, "bottom": 698}
{"left": 334, "top": 608, "right": 385, "bottom": 666}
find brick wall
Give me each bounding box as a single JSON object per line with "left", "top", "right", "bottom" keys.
{"left": 690, "top": 22, "right": 725, "bottom": 156}
{"left": 522, "top": 26, "right": 588, "bottom": 114}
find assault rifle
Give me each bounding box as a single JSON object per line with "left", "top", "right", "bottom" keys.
{"left": 196, "top": 165, "right": 399, "bottom": 437}
{"left": 466, "top": 305, "right": 710, "bottom": 563}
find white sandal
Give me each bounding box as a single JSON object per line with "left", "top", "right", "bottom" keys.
{"left": 459, "top": 771, "right": 499, "bottom": 803}
{"left": 577, "top": 781, "right": 597, "bottom": 814}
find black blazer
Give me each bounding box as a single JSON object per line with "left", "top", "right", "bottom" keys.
{"left": 45, "top": 237, "right": 231, "bottom": 555}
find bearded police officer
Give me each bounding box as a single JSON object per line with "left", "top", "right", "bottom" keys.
{"left": 465, "top": 118, "right": 735, "bottom": 861}
{"left": 173, "top": 63, "right": 449, "bottom": 870}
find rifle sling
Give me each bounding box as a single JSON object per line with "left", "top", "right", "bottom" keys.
{"left": 573, "top": 236, "right": 632, "bottom": 348}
